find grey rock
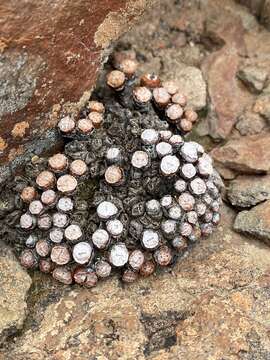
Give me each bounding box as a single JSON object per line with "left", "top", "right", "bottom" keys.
{"left": 228, "top": 175, "right": 270, "bottom": 208}
{"left": 253, "top": 95, "right": 270, "bottom": 122}
{"left": 0, "top": 243, "right": 32, "bottom": 345}
{"left": 0, "top": 51, "right": 44, "bottom": 118}
{"left": 261, "top": 0, "right": 270, "bottom": 30}
{"left": 162, "top": 60, "right": 207, "bottom": 111}
{"left": 237, "top": 65, "right": 268, "bottom": 93}
{"left": 234, "top": 200, "right": 270, "bottom": 245}
{"left": 235, "top": 112, "right": 266, "bottom": 136}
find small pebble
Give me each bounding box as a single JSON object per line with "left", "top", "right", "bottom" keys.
{"left": 159, "top": 130, "right": 172, "bottom": 141}
{"left": 118, "top": 58, "right": 138, "bottom": 78}
{"left": 172, "top": 236, "right": 187, "bottom": 251}
{"left": 169, "top": 134, "right": 183, "bottom": 148}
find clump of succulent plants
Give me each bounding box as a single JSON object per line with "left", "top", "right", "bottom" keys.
{"left": 6, "top": 51, "right": 222, "bottom": 287}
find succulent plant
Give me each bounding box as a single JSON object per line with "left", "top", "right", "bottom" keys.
{"left": 3, "top": 52, "right": 222, "bottom": 287}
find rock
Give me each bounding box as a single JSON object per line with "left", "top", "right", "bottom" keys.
{"left": 235, "top": 111, "right": 266, "bottom": 136}
{"left": 2, "top": 205, "right": 270, "bottom": 359}
{"left": 261, "top": 0, "right": 270, "bottom": 30}
{"left": 201, "top": 8, "right": 252, "bottom": 139}
{"left": 253, "top": 95, "right": 270, "bottom": 122}
{"left": 0, "top": 244, "right": 32, "bottom": 345}
{"left": 214, "top": 163, "right": 237, "bottom": 180}
{"left": 163, "top": 62, "right": 207, "bottom": 111}
{"left": 171, "top": 32, "right": 187, "bottom": 48}
{"left": 211, "top": 133, "right": 270, "bottom": 174}
{"left": 237, "top": 0, "right": 264, "bottom": 16}
{"left": 0, "top": 0, "right": 155, "bottom": 168}
{"left": 238, "top": 0, "right": 270, "bottom": 30}
{"left": 227, "top": 175, "right": 270, "bottom": 208}
{"left": 237, "top": 65, "right": 268, "bottom": 93}
{"left": 234, "top": 200, "right": 270, "bottom": 245}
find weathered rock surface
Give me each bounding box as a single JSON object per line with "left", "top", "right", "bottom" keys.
{"left": 0, "top": 0, "right": 155, "bottom": 167}
{"left": 201, "top": 0, "right": 252, "bottom": 139}
{"left": 237, "top": 65, "right": 268, "bottom": 93}
{"left": 1, "top": 205, "right": 270, "bottom": 359}
{"left": 227, "top": 175, "right": 270, "bottom": 208}
{"left": 239, "top": 0, "right": 270, "bottom": 29}
{"left": 235, "top": 111, "right": 266, "bottom": 136}
{"left": 0, "top": 244, "right": 32, "bottom": 345}
{"left": 262, "top": 0, "right": 270, "bottom": 30}
{"left": 253, "top": 95, "right": 270, "bottom": 122}
{"left": 211, "top": 133, "right": 270, "bottom": 174}
{"left": 162, "top": 62, "right": 207, "bottom": 111}
{"left": 234, "top": 200, "right": 270, "bottom": 245}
